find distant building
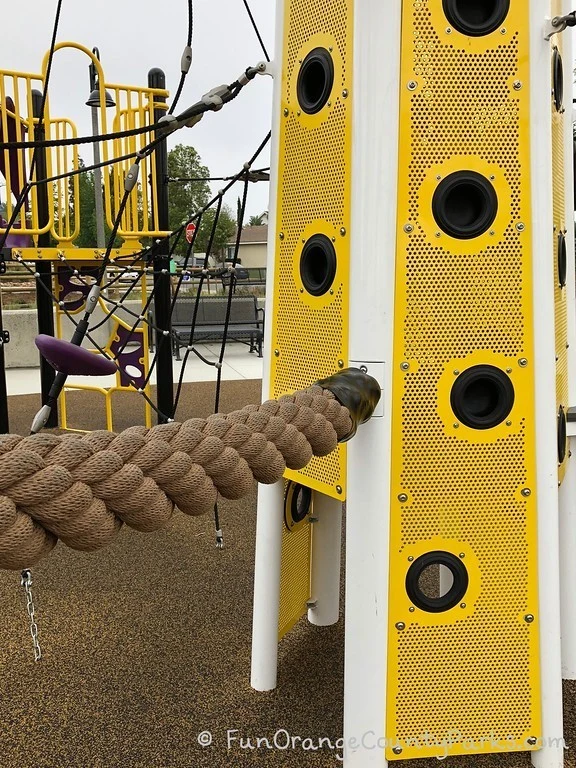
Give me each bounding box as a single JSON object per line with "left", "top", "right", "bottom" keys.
{"left": 227, "top": 225, "right": 268, "bottom": 268}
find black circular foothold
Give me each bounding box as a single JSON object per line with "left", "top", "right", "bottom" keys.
{"left": 442, "top": 0, "right": 510, "bottom": 36}
{"left": 300, "top": 234, "right": 337, "bottom": 296}
{"left": 297, "top": 47, "right": 335, "bottom": 115}
{"left": 432, "top": 171, "right": 498, "bottom": 240}
{"left": 558, "top": 406, "right": 567, "bottom": 465}
{"left": 552, "top": 47, "right": 564, "bottom": 113}
{"left": 284, "top": 481, "right": 312, "bottom": 532}
{"left": 406, "top": 551, "right": 469, "bottom": 613}
{"left": 558, "top": 231, "right": 567, "bottom": 288}
{"left": 450, "top": 365, "right": 515, "bottom": 430}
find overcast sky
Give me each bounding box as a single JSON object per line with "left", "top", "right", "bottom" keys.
{"left": 3, "top": 0, "right": 276, "bottom": 220}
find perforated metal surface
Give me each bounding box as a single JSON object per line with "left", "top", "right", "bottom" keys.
{"left": 278, "top": 513, "right": 312, "bottom": 640}
{"left": 551, "top": 1, "right": 569, "bottom": 483}
{"left": 386, "top": 1, "right": 541, "bottom": 760}
{"left": 269, "top": 0, "right": 353, "bottom": 498}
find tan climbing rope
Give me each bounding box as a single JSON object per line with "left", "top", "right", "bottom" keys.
{"left": 0, "top": 384, "right": 355, "bottom": 571}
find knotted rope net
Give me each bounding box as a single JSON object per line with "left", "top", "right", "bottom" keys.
{"left": 0, "top": 380, "right": 362, "bottom": 571}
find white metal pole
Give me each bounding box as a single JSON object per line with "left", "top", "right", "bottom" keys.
{"left": 250, "top": 0, "right": 285, "bottom": 694}
{"left": 308, "top": 493, "right": 342, "bottom": 626}
{"left": 559, "top": 0, "right": 576, "bottom": 682}
{"left": 530, "top": 1, "right": 565, "bottom": 764}
{"left": 343, "top": 0, "right": 401, "bottom": 764}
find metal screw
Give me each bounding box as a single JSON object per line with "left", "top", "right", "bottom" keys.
{"left": 395, "top": 622, "right": 406, "bottom": 631}
{"left": 453, "top": 423, "right": 460, "bottom": 429}
{"left": 329, "top": 289, "right": 334, "bottom": 295}
{"left": 445, "top": 27, "right": 452, "bottom": 34}
{"left": 327, "top": 102, "right": 332, "bottom": 108}
{"left": 518, "top": 358, "right": 528, "bottom": 367}
{"left": 460, "top": 603, "right": 467, "bottom": 609}
{"left": 516, "top": 222, "right": 526, "bottom": 232}
{"left": 453, "top": 370, "right": 460, "bottom": 376}
{"left": 283, "top": 108, "right": 289, "bottom": 117}
{"left": 297, "top": 110, "right": 301, "bottom": 116}
{"left": 336, "top": 485, "right": 343, "bottom": 495}
{"left": 501, "top": 27, "right": 507, "bottom": 34}
{"left": 274, "top": 349, "right": 280, "bottom": 357}
{"left": 513, "top": 80, "right": 523, "bottom": 90}
{"left": 506, "top": 420, "right": 512, "bottom": 427}
{"left": 459, "top": 553, "right": 466, "bottom": 559}
{"left": 340, "top": 227, "right": 347, "bottom": 236}
{"left": 436, "top": 175, "right": 442, "bottom": 181}
{"left": 403, "top": 223, "right": 414, "bottom": 234}
{"left": 527, "top": 737, "right": 538, "bottom": 746}
{"left": 300, "top": 288, "right": 304, "bottom": 293}
{"left": 409, "top": 607, "right": 415, "bottom": 613}
{"left": 338, "top": 359, "right": 344, "bottom": 368}
{"left": 521, "top": 488, "right": 531, "bottom": 498}
{"left": 407, "top": 80, "right": 418, "bottom": 91}
{"left": 408, "top": 556, "right": 414, "bottom": 562}
{"left": 506, "top": 367, "right": 513, "bottom": 374}
{"left": 342, "top": 89, "right": 349, "bottom": 98}
{"left": 279, "top": 232, "right": 284, "bottom": 240}
{"left": 398, "top": 493, "right": 408, "bottom": 503}
{"left": 400, "top": 362, "right": 410, "bottom": 371}
{"left": 435, "top": 232, "right": 442, "bottom": 238}
{"left": 489, "top": 230, "right": 495, "bottom": 236}
{"left": 524, "top": 614, "right": 535, "bottom": 623}
{"left": 392, "top": 746, "right": 403, "bottom": 755}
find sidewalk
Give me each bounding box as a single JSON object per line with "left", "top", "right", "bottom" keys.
{"left": 5, "top": 342, "right": 264, "bottom": 397}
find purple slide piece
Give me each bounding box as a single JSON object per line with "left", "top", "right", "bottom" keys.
{"left": 35, "top": 335, "right": 117, "bottom": 376}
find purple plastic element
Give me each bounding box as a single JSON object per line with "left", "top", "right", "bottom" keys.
{"left": 0, "top": 97, "right": 29, "bottom": 212}
{"left": 0, "top": 218, "right": 32, "bottom": 249}
{"left": 109, "top": 325, "right": 146, "bottom": 389}
{"left": 56, "top": 265, "right": 100, "bottom": 313}
{"left": 35, "top": 335, "right": 117, "bottom": 376}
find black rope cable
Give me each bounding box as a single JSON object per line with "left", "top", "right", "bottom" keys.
{"left": 168, "top": 0, "right": 194, "bottom": 114}
{"left": 241, "top": 0, "right": 271, "bottom": 62}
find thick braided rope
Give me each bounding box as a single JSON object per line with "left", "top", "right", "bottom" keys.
{"left": 0, "top": 386, "right": 352, "bottom": 570}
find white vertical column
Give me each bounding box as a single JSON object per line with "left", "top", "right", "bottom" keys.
{"left": 530, "top": 0, "right": 564, "bottom": 764}
{"left": 308, "top": 493, "right": 342, "bottom": 626}
{"left": 343, "top": 0, "right": 401, "bottom": 765}
{"left": 559, "top": 2, "right": 576, "bottom": 682}
{"left": 250, "top": 0, "right": 285, "bottom": 693}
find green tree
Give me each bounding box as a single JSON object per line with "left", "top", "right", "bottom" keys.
{"left": 248, "top": 213, "right": 266, "bottom": 226}
{"left": 195, "top": 205, "right": 237, "bottom": 260}
{"left": 167, "top": 144, "right": 210, "bottom": 235}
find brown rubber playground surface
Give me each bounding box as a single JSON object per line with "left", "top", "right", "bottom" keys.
{"left": 0, "top": 379, "right": 574, "bottom": 768}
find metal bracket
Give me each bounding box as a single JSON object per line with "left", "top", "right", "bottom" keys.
{"left": 0, "top": 331, "right": 10, "bottom": 346}
{"left": 256, "top": 60, "right": 275, "bottom": 79}
{"left": 544, "top": 11, "right": 576, "bottom": 40}
{"left": 0, "top": 260, "right": 5, "bottom": 275}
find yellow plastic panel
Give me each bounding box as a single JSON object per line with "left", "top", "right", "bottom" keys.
{"left": 551, "top": 0, "right": 569, "bottom": 483}
{"left": 278, "top": 517, "right": 312, "bottom": 640}
{"left": 269, "top": 0, "right": 353, "bottom": 500}
{"left": 386, "top": 0, "right": 541, "bottom": 760}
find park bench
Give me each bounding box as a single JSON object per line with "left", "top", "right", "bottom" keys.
{"left": 151, "top": 295, "right": 264, "bottom": 360}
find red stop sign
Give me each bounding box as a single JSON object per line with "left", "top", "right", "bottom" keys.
{"left": 185, "top": 222, "right": 197, "bottom": 243}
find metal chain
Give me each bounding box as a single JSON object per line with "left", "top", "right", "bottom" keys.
{"left": 20, "top": 570, "right": 42, "bottom": 662}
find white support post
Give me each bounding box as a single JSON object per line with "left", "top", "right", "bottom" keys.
{"left": 343, "top": 0, "right": 401, "bottom": 765}
{"left": 530, "top": 0, "right": 564, "bottom": 764}
{"left": 308, "top": 493, "right": 342, "bottom": 626}
{"left": 250, "top": 480, "right": 285, "bottom": 691}
{"left": 559, "top": 0, "right": 576, "bottom": 682}
{"left": 250, "top": 0, "right": 285, "bottom": 694}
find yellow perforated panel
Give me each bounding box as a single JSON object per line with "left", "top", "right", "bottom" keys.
{"left": 386, "top": 1, "right": 541, "bottom": 760}
{"left": 551, "top": 0, "right": 569, "bottom": 483}
{"left": 278, "top": 516, "right": 312, "bottom": 640}
{"left": 269, "top": 0, "right": 353, "bottom": 499}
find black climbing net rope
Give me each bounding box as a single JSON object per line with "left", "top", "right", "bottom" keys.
{"left": 0, "top": 0, "right": 272, "bottom": 547}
